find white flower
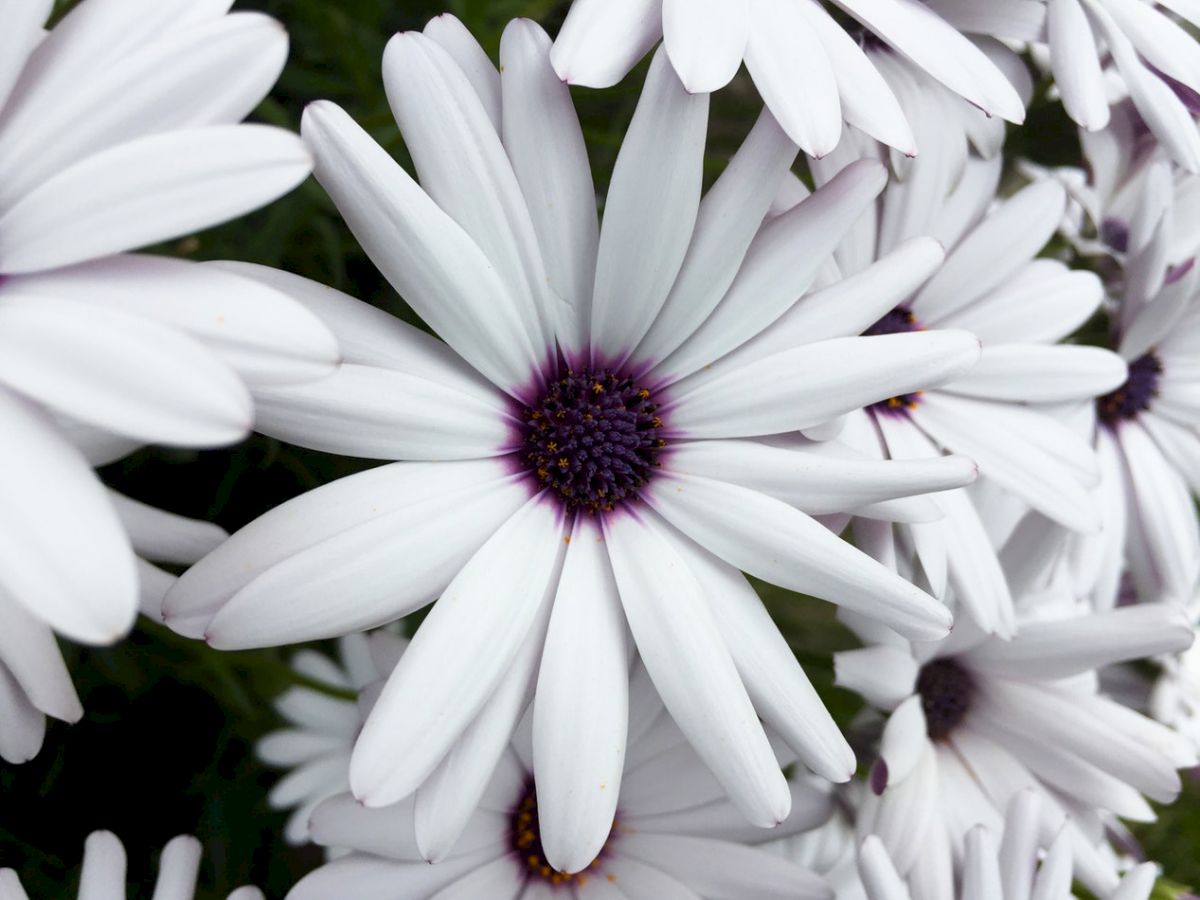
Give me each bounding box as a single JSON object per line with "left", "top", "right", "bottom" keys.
{"left": 1152, "top": 621, "right": 1200, "bottom": 750}
{"left": 0, "top": 831, "right": 263, "bottom": 900}
{"left": 163, "top": 15, "right": 984, "bottom": 871}
{"left": 289, "top": 663, "right": 836, "bottom": 899}
{"left": 0, "top": 0, "right": 339, "bottom": 762}
{"left": 961, "top": 0, "right": 1200, "bottom": 172}
{"left": 836, "top": 583, "right": 1195, "bottom": 896}
{"left": 796, "top": 109, "right": 1125, "bottom": 636}
{"left": 257, "top": 633, "right": 405, "bottom": 848}
{"left": 856, "top": 789, "right": 1160, "bottom": 900}
{"left": 549, "top": 0, "right": 1026, "bottom": 158}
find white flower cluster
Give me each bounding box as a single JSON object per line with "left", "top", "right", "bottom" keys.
{"left": 1, "top": 1, "right": 1199, "bottom": 898}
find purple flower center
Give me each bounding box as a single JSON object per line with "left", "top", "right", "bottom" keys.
{"left": 864, "top": 306, "right": 924, "bottom": 414}
{"left": 1098, "top": 352, "right": 1162, "bottom": 425}
{"left": 917, "top": 658, "right": 974, "bottom": 741}
{"left": 511, "top": 788, "right": 613, "bottom": 886}
{"left": 520, "top": 369, "right": 665, "bottom": 514}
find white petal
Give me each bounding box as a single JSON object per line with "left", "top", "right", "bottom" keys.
{"left": 78, "top": 832, "right": 127, "bottom": 898}
{"left": 110, "top": 492, "right": 225, "bottom": 566}
{"left": 382, "top": 32, "right": 556, "bottom": 352}
{"left": 744, "top": 0, "right": 842, "bottom": 157}
{"left": 166, "top": 460, "right": 526, "bottom": 641}
{"left": 7, "top": 256, "right": 339, "bottom": 388}
{"left": 252, "top": 364, "right": 516, "bottom": 461}
{"left": 152, "top": 835, "right": 205, "bottom": 900}
{"left": 0, "top": 294, "right": 251, "bottom": 446}
{"left": 590, "top": 48, "right": 708, "bottom": 364}
{"left": 0, "top": 661, "right": 45, "bottom": 765}
{"left": 646, "top": 473, "right": 952, "bottom": 640}
{"left": 668, "top": 331, "right": 981, "bottom": 438}
{"left": 0, "top": 0, "right": 50, "bottom": 110}
{"left": 835, "top": 0, "right": 1025, "bottom": 123}
{"left": 350, "top": 497, "right": 564, "bottom": 807}
{"left": 662, "top": 0, "right": 748, "bottom": 93}
{"left": 0, "top": 591, "right": 82, "bottom": 722}
{"left": 0, "top": 12, "right": 288, "bottom": 208}
{"left": 634, "top": 109, "right": 797, "bottom": 370}
{"left": 912, "top": 180, "right": 1066, "bottom": 324}
{"left": 1029, "top": 827, "right": 1073, "bottom": 900}
{"left": 550, "top": 0, "right": 663, "bottom": 88}
{"left": 879, "top": 695, "right": 927, "bottom": 788}
{"left": 596, "top": 856, "right": 703, "bottom": 900}
{"left": 859, "top": 835, "right": 911, "bottom": 900}
{"left": 1110, "top": 863, "right": 1160, "bottom": 900}
{"left": 0, "top": 390, "right": 137, "bottom": 644}
{"left": 300, "top": 101, "right": 547, "bottom": 395}
{"left": 1046, "top": 0, "right": 1109, "bottom": 130}
{"left": 943, "top": 345, "right": 1128, "bottom": 403}
{"left": 834, "top": 646, "right": 918, "bottom": 711}
{"left": 423, "top": 14, "right": 501, "bottom": 130}
{"left": 0, "top": 126, "right": 310, "bottom": 273}
{"left": 499, "top": 20, "right": 599, "bottom": 362}
{"left": 288, "top": 850, "right": 498, "bottom": 900}
{"left": 605, "top": 511, "right": 792, "bottom": 828}
{"left": 668, "top": 439, "right": 976, "bottom": 515}
{"left": 533, "top": 517, "right": 629, "bottom": 874}
{"left": 427, "top": 857, "right": 525, "bottom": 900}
{"left": 656, "top": 159, "right": 887, "bottom": 382}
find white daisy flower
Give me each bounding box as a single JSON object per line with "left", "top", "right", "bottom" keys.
{"left": 0, "top": 831, "right": 263, "bottom": 900}
{"left": 164, "top": 16, "right": 983, "bottom": 871}
{"left": 289, "top": 664, "right": 836, "bottom": 899}
{"left": 549, "top": 0, "right": 1026, "bottom": 158}
{"left": 791, "top": 102, "right": 1124, "bottom": 636}
{"left": 836, "top": 577, "right": 1195, "bottom": 895}
{"left": 857, "top": 789, "right": 1160, "bottom": 900}
{"left": 0, "top": 0, "right": 339, "bottom": 761}
{"left": 257, "top": 632, "right": 406, "bottom": 848}
{"left": 952, "top": 0, "right": 1200, "bottom": 172}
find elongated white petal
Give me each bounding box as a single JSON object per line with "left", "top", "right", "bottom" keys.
{"left": 253, "top": 364, "right": 516, "bottom": 461}
{"left": 658, "top": 159, "right": 887, "bottom": 381}
{"left": 78, "top": 832, "right": 127, "bottom": 897}
{"left": 590, "top": 48, "right": 708, "bottom": 365}
{"left": 350, "top": 497, "right": 564, "bottom": 807}
{"left": 662, "top": 0, "right": 748, "bottom": 93}
{"left": 0, "top": 591, "right": 82, "bottom": 722}
{"left": 423, "top": 14, "right": 501, "bottom": 130}
{"left": 0, "top": 295, "right": 250, "bottom": 446}
{"left": 1110, "top": 863, "right": 1160, "bottom": 900}
{"left": 835, "top": 646, "right": 918, "bottom": 711}
{"left": 634, "top": 109, "right": 797, "bottom": 370}
{"left": 550, "top": 0, "right": 662, "bottom": 88}
{"left": 383, "top": 32, "right": 556, "bottom": 352}
{"left": 288, "top": 850, "right": 499, "bottom": 900}
{"left": 110, "top": 492, "right": 225, "bottom": 566}
{"left": 669, "top": 331, "right": 980, "bottom": 438}
{"left": 300, "top": 101, "right": 546, "bottom": 395}
{"left": 533, "top": 517, "right": 629, "bottom": 874}
{"left": 943, "top": 344, "right": 1128, "bottom": 403}
{"left": 500, "top": 19, "right": 599, "bottom": 361}
{"left": 8, "top": 256, "right": 339, "bottom": 388}
{"left": 165, "top": 460, "right": 525, "bottom": 640}
{"left": 0, "top": 390, "right": 137, "bottom": 644}
{"left": 859, "top": 835, "right": 912, "bottom": 900}
{"left": 0, "top": 13, "right": 288, "bottom": 208}
{"left": 0, "top": 0, "right": 50, "bottom": 110}
{"left": 0, "top": 660, "right": 46, "bottom": 765}
{"left": 744, "top": 0, "right": 841, "bottom": 157}
{"left": 646, "top": 473, "right": 952, "bottom": 640}
{"left": 1047, "top": 0, "right": 1109, "bottom": 131}
{"left": 0, "top": 126, "right": 310, "bottom": 273}
{"left": 605, "top": 510, "right": 792, "bottom": 828}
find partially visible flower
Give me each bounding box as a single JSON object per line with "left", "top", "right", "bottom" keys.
{"left": 549, "top": 0, "right": 1025, "bottom": 157}
{"left": 0, "top": 0, "right": 339, "bottom": 760}
{"left": 0, "top": 831, "right": 263, "bottom": 899}
{"left": 165, "top": 17, "right": 982, "bottom": 870}
{"left": 836, "top": 576, "right": 1195, "bottom": 895}
{"left": 290, "top": 663, "right": 836, "bottom": 899}
{"left": 257, "top": 633, "right": 405, "bottom": 847}
{"left": 857, "top": 789, "right": 1160, "bottom": 900}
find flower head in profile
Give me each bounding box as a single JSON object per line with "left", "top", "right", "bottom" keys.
{"left": 0, "top": 0, "right": 338, "bottom": 762}
{"left": 165, "top": 14, "right": 983, "bottom": 872}
{"left": 0, "top": 831, "right": 262, "bottom": 900}
{"left": 550, "top": 0, "right": 1025, "bottom": 158}
{"left": 290, "top": 653, "right": 836, "bottom": 900}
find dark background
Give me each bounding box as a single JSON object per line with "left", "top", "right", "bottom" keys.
{"left": 1, "top": 1, "right": 1194, "bottom": 896}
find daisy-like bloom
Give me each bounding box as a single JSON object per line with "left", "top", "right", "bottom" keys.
{"left": 790, "top": 99, "right": 1125, "bottom": 636}
{"left": 164, "top": 15, "right": 985, "bottom": 872}
{"left": 0, "top": 0, "right": 339, "bottom": 761}
{"left": 857, "top": 789, "right": 1160, "bottom": 900}
{"left": 258, "top": 633, "right": 405, "bottom": 847}
{"left": 836, "top": 564, "right": 1196, "bottom": 896}
{"left": 952, "top": 0, "right": 1200, "bottom": 172}
{"left": 289, "top": 663, "right": 836, "bottom": 900}
{"left": 0, "top": 831, "right": 263, "bottom": 900}
{"left": 550, "top": 0, "right": 1026, "bottom": 158}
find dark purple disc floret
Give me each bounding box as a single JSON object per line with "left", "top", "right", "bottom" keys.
{"left": 1098, "top": 352, "right": 1162, "bottom": 425}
